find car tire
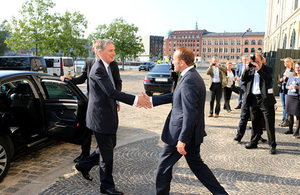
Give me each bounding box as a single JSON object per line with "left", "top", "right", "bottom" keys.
{"left": 0, "top": 134, "right": 14, "bottom": 182}
{"left": 145, "top": 91, "right": 153, "bottom": 96}
{"left": 139, "top": 69, "right": 141, "bottom": 71}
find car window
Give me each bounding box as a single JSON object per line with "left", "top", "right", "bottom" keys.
{"left": 0, "top": 80, "right": 33, "bottom": 103}
{"left": 63, "top": 59, "right": 73, "bottom": 67}
{"left": 42, "top": 82, "right": 77, "bottom": 100}
{"left": 150, "top": 65, "right": 171, "bottom": 73}
{"left": 45, "top": 59, "right": 54, "bottom": 67}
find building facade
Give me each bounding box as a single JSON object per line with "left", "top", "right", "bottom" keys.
{"left": 264, "top": 0, "right": 300, "bottom": 52}
{"left": 164, "top": 29, "right": 264, "bottom": 64}
{"left": 139, "top": 35, "right": 164, "bottom": 62}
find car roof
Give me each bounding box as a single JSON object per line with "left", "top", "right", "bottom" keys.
{"left": 0, "top": 70, "right": 50, "bottom": 80}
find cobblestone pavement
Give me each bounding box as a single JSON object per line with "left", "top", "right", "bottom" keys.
{"left": 0, "top": 68, "right": 299, "bottom": 195}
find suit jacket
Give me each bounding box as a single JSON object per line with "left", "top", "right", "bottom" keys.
{"left": 206, "top": 65, "right": 227, "bottom": 89}
{"left": 242, "top": 65, "right": 276, "bottom": 107}
{"left": 153, "top": 68, "right": 207, "bottom": 146}
{"left": 86, "top": 58, "right": 135, "bottom": 134}
{"left": 72, "top": 59, "right": 122, "bottom": 95}
{"left": 235, "top": 63, "right": 246, "bottom": 87}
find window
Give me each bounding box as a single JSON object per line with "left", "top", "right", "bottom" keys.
{"left": 215, "top": 48, "right": 218, "bottom": 52}
{"left": 237, "top": 48, "right": 241, "bottom": 53}
{"left": 251, "top": 40, "right": 256, "bottom": 45}
{"left": 258, "top": 40, "right": 262, "bottom": 45}
{"left": 219, "top": 56, "right": 222, "bottom": 59}
{"left": 283, "top": 34, "right": 287, "bottom": 49}
{"left": 220, "top": 41, "right": 223, "bottom": 45}
{"left": 43, "top": 82, "right": 77, "bottom": 100}
{"left": 219, "top": 48, "right": 223, "bottom": 53}
{"left": 295, "top": 0, "right": 298, "bottom": 10}
{"left": 224, "top": 41, "right": 228, "bottom": 45}
{"left": 237, "top": 40, "right": 241, "bottom": 45}
{"left": 231, "top": 40, "right": 235, "bottom": 45}
{"left": 215, "top": 41, "right": 218, "bottom": 45}
{"left": 203, "top": 48, "right": 206, "bottom": 52}
{"left": 244, "top": 48, "right": 249, "bottom": 53}
{"left": 224, "top": 48, "right": 228, "bottom": 53}
{"left": 290, "top": 29, "right": 296, "bottom": 49}
{"left": 231, "top": 56, "right": 234, "bottom": 59}
{"left": 208, "top": 48, "right": 211, "bottom": 52}
{"left": 245, "top": 40, "right": 249, "bottom": 45}
{"left": 231, "top": 48, "right": 235, "bottom": 53}
{"left": 251, "top": 48, "right": 255, "bottom": 53}
{"left": 203, "top": 41, "right": 206, "bottom": 45}
{"left": 208, "top": 41, "right": 211, "bottom": 45}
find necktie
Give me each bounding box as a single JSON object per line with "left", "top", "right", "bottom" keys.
{"left": 107, "top": 65, "right": 115, "bottom": 89}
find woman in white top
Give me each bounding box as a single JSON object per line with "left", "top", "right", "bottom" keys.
{"left": 223, "top": 61, "right": 235, "bottom": 112}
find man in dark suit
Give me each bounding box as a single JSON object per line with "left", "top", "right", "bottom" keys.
{"left": 61, "top": 40, "right": 122, "bottom": 163}
{"left": 75, "top": 39, "right": 151, "bottom": 195}
{"left": 144, "top": 47, "right": 227, "bottom": 194}
{"left": 235, "top": 55, "right": 248, "bottom": 109}
{"left": 242, "top": 53, "right": 277, "bottom": 154}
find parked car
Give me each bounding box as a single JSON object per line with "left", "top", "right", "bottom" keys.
{"left": 0, "top": 56, "right": 47, "bottom": 73}
{"left": 44, "top": 57, "right": 75, "bottom": 77}
{"left": 138, "top": 61, "right": 155, "bottom": 71}
{"left": 143, "top": 63, "right": 173, "bottom": 96}
{"left": 0, "top": 71, "right": 88, "bottom": 181}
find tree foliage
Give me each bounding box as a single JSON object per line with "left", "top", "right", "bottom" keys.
{"left": 5, "top": 0, "right": 88, "bottom": 58}
{"left": 0, "top": 20, "right": 10, "bottom": 56}
{"left": 88, "top": 18, "right": 144, "bottom": 69}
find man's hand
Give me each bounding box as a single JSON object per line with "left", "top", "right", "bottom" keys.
{"left": 176, "top": 141, "right": 187, "bottom": 155}
{"left": 60, "top": 75, "right": 72, "bottom": 82}
{"left": 137, "top": 95, "right": 152, "bottom": 109}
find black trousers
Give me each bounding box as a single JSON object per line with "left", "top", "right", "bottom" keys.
{"left": 249, "top": 94, "right": 276, "bottom": 147}
{"left": 156, "top": 143, "right": 227, "bottom": 195}
{"left": 236, "top": 91, "right": 264, "bottom": 140}
{"left": 78, "top": 131, "right": 116, "bottom": 189}
{"left": 223, "top": 87, "right": 232, "bottom": 111}
{"left": 210, "top": 82, "right": 222, "bottom": 115}
{"left": 80, "top": 128, "right": 92, "bottom": 155}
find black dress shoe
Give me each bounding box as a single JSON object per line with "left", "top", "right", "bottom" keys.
{"left": 259, "top": 137, "right": 267, "bottom": 143}
{"left": 245, "top": 143, "right": 258, "bottom": 149}
{"left": 100, "top": 187, "right": 123, "bottom": 195}
{"left": 284, "top": 130, "right": 293, "bottom": 134}
{"left": 235, "top": 105, "right": 241, "bottom": 109}
{"left": 73, "top": 153, "right": 89, "bottom": 163}
{"left": 269, "top": 147, "right": 276, "bottom": 155}
{"left": 233, "top": 137, "right": 241, "bottom": 143}
{"left": 75, "top": 163, "right": 93, "bottom": 181}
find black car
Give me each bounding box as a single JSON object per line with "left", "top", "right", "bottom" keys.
{"left": 143, "top": 64, "right": 173, "bottom": 96}
{"left": 138, "top": 62, "right": 155, "bottom": 71}
{"left": 0, "top": 56, "right": 47, "bottom": 73}
{"left": 0, "top": 71, "right": 88, "bottom": 181}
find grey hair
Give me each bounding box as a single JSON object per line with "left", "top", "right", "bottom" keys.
{"left": 95, "top": 39, "right": 114, "bottom": 58}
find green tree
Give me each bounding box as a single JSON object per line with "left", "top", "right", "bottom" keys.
{"left": 5, "top": 0, "right": 88, "bottom": 58}
{"left": 158, "top": 52, "right": 163, "bottom": 60}
{"left": 54, "top": 11, "right": 88, "bottom": 59}
{"left": 5, "top": 0, "right": 56, "bottom": 56}
{"left": 0, "top": 20, "right": 10, "bottom": 56}
{"left": 88, "top": 17, "right": 144, "bottom": 70}
{"left": 149, "top": 53, "right": 153, "bottom": 60}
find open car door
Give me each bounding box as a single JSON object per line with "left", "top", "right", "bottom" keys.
{"left": 40, "top": 77, "right": 88, "bottom": 145}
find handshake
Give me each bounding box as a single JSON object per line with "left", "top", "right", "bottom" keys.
{"left": 137, "top": 92, "right": 152, "bottom": 109}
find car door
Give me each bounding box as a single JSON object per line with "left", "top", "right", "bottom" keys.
{"left": 40, "top": 78, "right": 88, "bottom": 145}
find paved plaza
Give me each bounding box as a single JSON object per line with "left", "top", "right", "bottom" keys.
{"left": 0, "top": 68, "right": 299, "bottom": 195}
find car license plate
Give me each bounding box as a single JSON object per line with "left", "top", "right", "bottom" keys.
{"left": 155, "top": 78, "right": 168, "bottom": 82}
{"left": 68, "top": 74, "right": 72, "bottom": 77}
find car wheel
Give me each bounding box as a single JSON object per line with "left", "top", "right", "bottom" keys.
{"left": 0, "top": 134, "right": 13, "bottom": 182}
{"left": 139, "top": 69, "right": 141, "bottom": 71}
{"left": 145, "top": 91, "right": 153, "bottom": 96}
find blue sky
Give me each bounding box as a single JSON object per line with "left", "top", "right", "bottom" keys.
{"left": 0, "top": 0, "right": 267, "bottom": 38}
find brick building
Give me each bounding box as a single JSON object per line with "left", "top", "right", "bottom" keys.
{"left": 164, "top": 29, "right": 264, "bottom": 64}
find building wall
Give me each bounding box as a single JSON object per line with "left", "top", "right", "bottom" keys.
{"left": 164, "top": 30, "right": 264, "bottom": 64}
{"left": 264, "top": 0, "right": 300, "bottom": 52}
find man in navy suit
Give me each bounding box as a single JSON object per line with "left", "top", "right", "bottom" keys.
{"left": 61, "top": 40, "right": 122, "bottom": 163}
{"left": 144, "top": 47, "right": 227, "bottom": 194}
{"left": 235, "top": 55, "right": 248, "bottom": 109}
{"left": 76, "top": 39, "right": 151, "bottom": 195}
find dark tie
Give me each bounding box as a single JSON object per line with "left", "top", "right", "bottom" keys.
{"left": 107, "top": 65, "right": 115, "bottom": 89}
